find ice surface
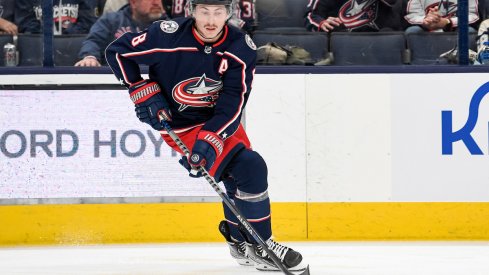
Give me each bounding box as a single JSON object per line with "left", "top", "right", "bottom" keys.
{"left": 0, "top": 242, "right": 488, "bottom": 275}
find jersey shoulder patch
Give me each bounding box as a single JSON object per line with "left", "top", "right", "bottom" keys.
{"left": 245, "top": 34, "right": 257, "bottom": 51}
{"left": 160, "top": 20, "right": 179, "bottom": 33}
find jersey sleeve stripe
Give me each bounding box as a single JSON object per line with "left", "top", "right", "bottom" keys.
{"left": 116, "top": 53, "right": 132, "bottom": 86}
{"left": 307, "top": 13, "right": 320, "bottom": 29}
{"left": 121, "top": 47, "right": 199, "bottom": 57}
{"left": 306, "top": 0, "right": 322, "bottom": 29}
{"left": 217, "top": 51, "right": 248, "bottom": 136}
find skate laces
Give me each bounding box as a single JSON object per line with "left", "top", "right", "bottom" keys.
{"left": 265, "top": 239, "right": 289, "bottom": 261}
{"left": 236, "top": 241, "right": 247, "bottom": 254}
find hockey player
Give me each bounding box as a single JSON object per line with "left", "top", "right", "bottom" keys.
{"left": 105, "top": 0, "right": 307, "bottom": 272}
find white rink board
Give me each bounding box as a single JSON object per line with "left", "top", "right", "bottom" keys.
{"left": 246, "top": 74, "right": 307, "bottom": 203}
{"left": 298, "top": 73, "right": 489, "bottom": 202}
{"left": 390, "top": 74, "right": 489, "bottom": 201}
{"left": 0, "top": 89, "right": 210, "bottom": 199}
{"left": 1, "top": 73, "right": 489, "bottom": 202}
{"left": 304, "top": 74, "right": 392, "bottom": 202}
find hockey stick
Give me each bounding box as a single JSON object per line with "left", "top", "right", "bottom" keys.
{"left": 160, "top": 120, "right": 310, "bottom": 275}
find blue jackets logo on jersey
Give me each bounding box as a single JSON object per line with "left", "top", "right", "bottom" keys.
{"left": 160, "top": 20, "right": 179, "bottom": 33}
{"left": 339, "top": 0, "right": 379, "bottom": 29}
{"left": 245, "top": 34, "right": 256, "bottom": 50}
{"left": 172, "top": 74, "right": 223, "bottom": 112}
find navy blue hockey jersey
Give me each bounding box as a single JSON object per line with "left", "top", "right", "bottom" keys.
{"left": 105, "top": 17, "right": 257, "bottom": 140}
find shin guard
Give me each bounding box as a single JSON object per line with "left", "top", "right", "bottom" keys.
{"left": 221, "top": 149, "right": 271, "bottom": 242}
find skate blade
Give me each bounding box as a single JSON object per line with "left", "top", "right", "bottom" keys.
{"left": 255, "top": 264, "right": 310, "bottom": 274}
{"left": 236, "top": 258, "right": 254, "bottom": 266}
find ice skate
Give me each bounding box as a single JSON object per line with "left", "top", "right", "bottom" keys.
{"left": 218, "top": 220, "right": 254, "bottom": 266}
{"left": 247, "top": 238, "right": 308, "bottom": 272}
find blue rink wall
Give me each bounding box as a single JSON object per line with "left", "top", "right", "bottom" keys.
{"left": 1, "top": 66, "right": 489, "bottom": 245}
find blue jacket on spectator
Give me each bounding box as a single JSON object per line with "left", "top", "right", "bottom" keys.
{"left": 15, "top": 0, "right": 97, "bottom": 34}
{"left": 78, "top": 4, "right": 168, "bottom": 64}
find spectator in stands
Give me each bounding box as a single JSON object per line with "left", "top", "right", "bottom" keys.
{"left": 103, "top": 0, "right": 169, "bottom": 15}
{"left": 75, "top": 0, "right": 167, "bottom": 66}
{"left": 0, "top": 0, "right": 17, "bottom": 35}
{"left": 404, "top": 0, "right": 479, "bottom": 33}
{"left": 169, "top": 0, "right": 257, "bottom": 34}
{"left": 15, "top": 0, "right": 97, "bottom": 35}
{"left": 304, "top": 0, "right": 402, "bottom": 32}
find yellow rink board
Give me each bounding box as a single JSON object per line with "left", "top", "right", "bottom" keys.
{"left": 1, "top": 202, "right": 489, "bottom": 245}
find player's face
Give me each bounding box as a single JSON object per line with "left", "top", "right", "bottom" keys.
{"left": 132, "top": 0, "right": 164, "bottom": 22}
{"left": 193, "top": 5, "right": 229, "bottom": 43}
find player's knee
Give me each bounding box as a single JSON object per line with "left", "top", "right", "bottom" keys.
{"left": 237, "top": 149, "right": 267, "bottom": 176}
{"left": 222, "top": 176, "right": 237, "bottom": 198}
{"left": 235, "top": 150, "right": 268, "bottom": 192}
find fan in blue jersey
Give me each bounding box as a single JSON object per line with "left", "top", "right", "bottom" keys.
{"left": 105, "top": 0, "right": 307, "bottom": 272}
{"left": 304, "top": 0, "right": 402, "bottom": 32}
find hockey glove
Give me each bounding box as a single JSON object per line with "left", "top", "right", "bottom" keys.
{"left": 179, "top": 156, "right": 202, "bottom": 178}
{"left": 129, "top": 80, "right": 172, "bottom": 130}
{"left": 182, "top": 131, "right": 224, "bottom": 177}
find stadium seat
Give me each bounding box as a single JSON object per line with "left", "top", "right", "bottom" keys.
{"left": 17, "top": 34, "right": 86, "bottom": 66}
{"left": 255, "top": 0, "right": 308, "bottom": 32}
{"left": 406, "top": 32, "right": 477, "bottom": 65}
{"left": 252, "top": 31, "right": 328, "bottom": 63}
{"left": 330, "top": 32, "right": 407, "bottom": 65}
{"left": 17, "top": 34, "right": 43, "bottom": 66}
{"left": 54, "top": 34, "right": 87, "bottom": 66}
{"left": 0, "top": 35, "right": 14, "bottom": 66}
